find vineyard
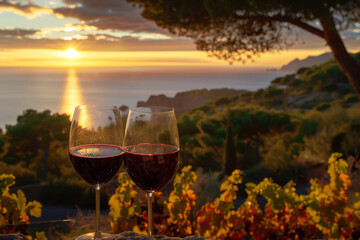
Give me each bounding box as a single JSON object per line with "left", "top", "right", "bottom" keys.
{"left": 2, "top": 153, "right": 360, "bottom": 239}
{"left": 0, "top": 174, "right": 46, "bottom": 240}
{"left": 109, "top": 153, "right": 360, "bottom": 239}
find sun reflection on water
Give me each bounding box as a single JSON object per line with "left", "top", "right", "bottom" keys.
{"left": 61, "top": 68, "right": 84, "bottom": 119}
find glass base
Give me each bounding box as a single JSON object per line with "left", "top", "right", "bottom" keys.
{"left": 75, "top": 232, "right": 114, "bottom": 240}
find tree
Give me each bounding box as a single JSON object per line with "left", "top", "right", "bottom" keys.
{"left": 0, "top": 128, "right": 6, "bottom": 158}
{"left": 126, "top": 0, "right": 360, "bottom": 96}
{"left": 223, "top": 107, "right": 237, "bottom": 175}
{"left": 191, "top": 104, "right": 294, "bottom": 169}
{"left": 232, "top": 106, "right": 295, "bottom": 165}
{"left": 5, "top": 109, "right": 70, "bottom": 181}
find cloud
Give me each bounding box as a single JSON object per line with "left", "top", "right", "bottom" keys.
{"left": 0, "top": 0, "right": 358, "bottom": 54}
{"left": 0, "top": 34, "right": 195, "bottom": 51}
{"left": 0, "top": 0, "right": 52, "bottom": 18}
{"left": 37, "top": 23, "right": 97, "bottom": 37}
{"left": 53, "top": 0, "right": 168, "bottom": 34}
{"left": 51, "top": 0, "right": 359, "bottom": 52}
{"left": 0, "top": 28, "right": 38, "bottom": 38}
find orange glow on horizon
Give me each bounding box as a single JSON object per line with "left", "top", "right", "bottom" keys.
{"left": 0, "top": 48, "right": 334, "bottom": 68}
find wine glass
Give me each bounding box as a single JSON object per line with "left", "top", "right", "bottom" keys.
{"left": 124, "top": 106, "right": 180, "bottom": 238}
{"left": 69, "top": 105, "right": 124, "bottom": 240}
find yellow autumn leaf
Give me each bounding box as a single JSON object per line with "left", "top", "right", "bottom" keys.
{"left": 133, "top": 225, "right": 147, "bottom": 235}
{"left": 216, "top": 227, "right": 229, "bottom": 238}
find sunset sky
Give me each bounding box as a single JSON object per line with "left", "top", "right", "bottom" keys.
{"left": 0, "top": 0, "right": 359, "bottom": 68}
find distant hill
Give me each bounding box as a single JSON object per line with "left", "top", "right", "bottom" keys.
{"left": 245, "top": 52, "right": 360, "bottom": 110}
{"left": 137, "top": 88, "right": 244, "bottom": 114}
{"left": 280, "top": 52, "right": 333, "bottom": 72}
{"left": 137, "top": 52, "right": 359, "bottom": 114}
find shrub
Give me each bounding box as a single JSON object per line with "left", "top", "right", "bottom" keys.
{"left": 109, "top": 153, "right": 360, "bottom": 239}
{"left": 313, "top": 102, "right": 331, "bottom": 111}
{"left": 0, "top": 174, "right": 46, "bottom": 240}
{"left": 0, "top": 162, "right": 38, "bottom": 186}
{"left": 344, "top": 93, "right": 359, "bottom": 104}
{"left": 109, "top": 173, "right": 143, "bottom": 234}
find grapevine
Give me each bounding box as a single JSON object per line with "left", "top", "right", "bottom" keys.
{"left": 109, "top": 153, "right": 360, "bottom": 239}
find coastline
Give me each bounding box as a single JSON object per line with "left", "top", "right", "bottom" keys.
{"left": 0, "top": 66, "right": 285, "bottom": 129}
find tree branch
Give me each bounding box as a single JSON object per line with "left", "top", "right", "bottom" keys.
{"left": 234, "top": 14, "right": 325, "bottom": 39}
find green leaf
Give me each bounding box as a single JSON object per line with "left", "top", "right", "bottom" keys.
{"left": 35, "top": 231, "right": 48, "bottom": 240}
{"left": 128, "top": 206, "right": 135, "bottom": 216}
{"left": 0, "top": 174, "right": 15, "bottom": 196}
{"left": 2, "top": 194, "right": 18, "bottom": 218}
{"left": 109, "top": 196, "right": 120, "bottom": 219}
{"left": 17, "top": 190, "right": 26, "bottom": 216}
{"left": 26, "top": 201, "right": 42, "bottom": 218}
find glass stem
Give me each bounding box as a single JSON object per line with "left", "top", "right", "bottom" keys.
{"left": 94, "top": 184, "right": 101, "bottom": 239}
{"left": 147, "top": 192, "right": 153, "bottom": 237}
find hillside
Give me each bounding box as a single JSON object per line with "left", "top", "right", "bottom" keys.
{"left": 266, "top": 52, "right": 360, "bottom": 110}
{"left": 137, "top": 88, "right": 244, "bottom": 114}
{"left": 280, "top": 52, "right": 333, "bottom": 72}
{"left": 137, "top": 52, "right": 360, "bottom": 113}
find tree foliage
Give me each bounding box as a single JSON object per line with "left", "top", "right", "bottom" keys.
{"left": 128, "top": 0, "right": 354, "bottom": 61}
{"left": 127, "top": 0, "right": 360, "bottom": 96}
{"left": 180, "top": 105, "right": 295, "bottom": 172}
{"left": 5, "top": 109, "right": 70, "bottom": 181}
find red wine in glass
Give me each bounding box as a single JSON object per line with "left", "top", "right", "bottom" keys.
{"left": 124, "top": 106, "right": 180, "bottom": 238}
{"left": 125, "top": 143, "right": 179, "bottom": 192}
{"left": 69, "top": 105, "right": 124, "bottom": 240}
{"left": 69, "top": 144, "right": 124, "bottom": 185}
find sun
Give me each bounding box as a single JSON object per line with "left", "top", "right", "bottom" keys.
{"left": 62, "top": 48, "right": 79, "bottom": 60}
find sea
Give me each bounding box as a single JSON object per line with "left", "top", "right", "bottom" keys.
{"left": 0, "top": 66, "right": 286, "bottom": 129}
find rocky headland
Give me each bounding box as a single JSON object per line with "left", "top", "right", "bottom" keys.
{"left": 137, "top": 88, "right": 243, "bottom": 114}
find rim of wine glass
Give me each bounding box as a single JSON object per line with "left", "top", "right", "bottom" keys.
{"left": 130, "top": 106, "right": 174, "bottom": 114}
{"left": 75, "top": 104, "right": 119, "bottom": 110}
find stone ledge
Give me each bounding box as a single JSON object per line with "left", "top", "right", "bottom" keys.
{"left": 112, "top": 231, "right": 205, "bottom": 240}
{"left": 0, "top": 234, "right": 27, "bottom": 240}
{"left": 0, "top": 232, "right": 207, "bottom": 240}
